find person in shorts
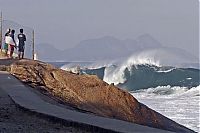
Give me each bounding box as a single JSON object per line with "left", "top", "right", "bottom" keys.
{"left": 4, "top": 28, "right": 11, "bottom": 56}
{"left": 17, "top": 29, "right": 26, "bottom": 59}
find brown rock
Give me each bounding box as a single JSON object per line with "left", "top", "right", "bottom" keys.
{"left": 9, "top": 59, "right": 194, "bottom": 133}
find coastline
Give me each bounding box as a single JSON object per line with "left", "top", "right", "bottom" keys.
{"left": 0, "top": 55, "right": 196, "bottom": 133}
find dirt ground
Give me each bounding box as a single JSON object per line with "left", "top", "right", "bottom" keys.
{"left": 0, "top": 88, "right": 91, "bottom": 133}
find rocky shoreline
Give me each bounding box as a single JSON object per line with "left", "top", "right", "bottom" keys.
{"left": 0, "top": 57, "right": 196, "bottom": 133}
{"left": 9, "top": 59, "right": 195, "bottom": 133}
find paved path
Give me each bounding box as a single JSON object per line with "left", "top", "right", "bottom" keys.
{"left": 0, "top": 71, "right": 173, "bottom": 133}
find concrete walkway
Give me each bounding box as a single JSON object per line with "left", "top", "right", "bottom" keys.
{"left": 0, "top": 71, "right": 173, "bottom": 133}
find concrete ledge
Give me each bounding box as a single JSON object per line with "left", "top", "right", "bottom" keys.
{"left": 13, "top": 100, "right": 116, "bottom": 133}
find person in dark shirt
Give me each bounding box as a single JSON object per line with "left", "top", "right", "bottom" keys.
{"left": 9, "top": 29, "right": 16, "bottom": 58}
{"left": 17, "top": 29, "right": 26, "bottom": 59}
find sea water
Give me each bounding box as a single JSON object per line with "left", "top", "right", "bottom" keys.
{"left": 131, "top": 86, "right": 200, "bottom": 132}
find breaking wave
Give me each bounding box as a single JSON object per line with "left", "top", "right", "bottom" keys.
{"left": 59, "top": 48, "right": 199, "bottom": 91}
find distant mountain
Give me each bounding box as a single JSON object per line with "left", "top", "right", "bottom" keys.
{"left": 61, "top": 34, "right": 163, "bottom": 61}
{"left": 123, "top": 34, "right": 162, "bottom": 52}
{"left": 35, "top": 43, "right": 61, "bottom": 61}
{"left": 36, "top": 34, "right": 164, "bottom": 61}
{"left": 61, "top": 36, "right": 132, "bottom": 61}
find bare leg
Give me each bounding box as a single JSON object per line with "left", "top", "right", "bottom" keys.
{"left": 22, "top": 52, "right": 24, "bottom": 59}
{"left": 10, "top": 51, "right": 13, "bottom": 58}
{"left": 10, "top": 45, "right": 14, "bottom": 58}
{"left": 18, "top": 51, "right": 21, "bottom": 59}
{"left": 5, "top": 50, "right": 8, "bottom": 57}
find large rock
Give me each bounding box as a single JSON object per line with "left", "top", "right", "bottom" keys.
{"left": 9, "top": 59, "right": 194, "bottom": 133}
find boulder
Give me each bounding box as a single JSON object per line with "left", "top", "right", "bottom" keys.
{"left": 9, "top": 59, "right": 194, "bottom": 133}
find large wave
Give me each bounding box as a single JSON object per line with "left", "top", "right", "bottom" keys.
{"left": 104, "top": 64, "right": 199, "bottom": 91}
{"left": 60, "top": 48, "right": 199, "bottom": 91}
{"left": 104, "top": 48, "right": 199, "bottom": 84}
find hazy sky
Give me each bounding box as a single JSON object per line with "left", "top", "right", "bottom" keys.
{"left": 0, "top": 0, "right": 199, "bottom": 57}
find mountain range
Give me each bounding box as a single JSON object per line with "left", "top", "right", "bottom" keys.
{"left": 36, "top": 34, "right": 162, "bottom": 61}
{"left": 35, "top": 34, "right": 197, "bottom": 63}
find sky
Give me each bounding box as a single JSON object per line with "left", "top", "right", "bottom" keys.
{"left": 0, "top": 0, "right": 199, "bottom": 57}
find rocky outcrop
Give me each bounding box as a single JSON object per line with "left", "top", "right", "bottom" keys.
{"left": 9, "top": 59, "right": 194, "bottom": 133}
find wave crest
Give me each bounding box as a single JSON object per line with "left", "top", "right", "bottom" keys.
{"left": 103, "top": 48, "right": 199, "bottom": 87}
{"left": 131, "top": 85, "right": 200, "bottom": 97}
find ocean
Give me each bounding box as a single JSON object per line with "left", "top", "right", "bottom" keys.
{"left": 50, "top": 59, "right": 200, "bottom": 132}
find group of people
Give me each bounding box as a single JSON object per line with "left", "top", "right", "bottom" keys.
{"left": 4, "top": 28, "right": 26, "bottom": 59}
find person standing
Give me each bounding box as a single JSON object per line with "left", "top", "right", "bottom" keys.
{"left": 17, "top": 29, "right": 26, "bottom": 59}
{"left": 4, "top": 28, "right": 11, "bottom": 56}
{"left": 9, "top": 29, "right": 16, "bottom": 58}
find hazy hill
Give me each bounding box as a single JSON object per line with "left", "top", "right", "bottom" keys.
{"left": 35, "top": 43, "right": 62, "bottom": 61}
{"left": 61, "top": 36, "right": 133, "bottom": 61}
{"left": 36, "top": 34, "right": 163, "bottom": 61}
